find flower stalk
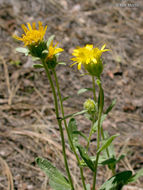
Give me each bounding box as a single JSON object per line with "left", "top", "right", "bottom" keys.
{"left": 92, "top": 79, "right": 103, "bottom": 190}
{"left": 42, "top": 60, "right": 75, "bottom": 190}
{"left": 52, "top": 68, "right": 87, "bottom": 190}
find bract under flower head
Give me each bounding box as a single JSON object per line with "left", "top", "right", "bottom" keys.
{"left": 13, "top": 22, "right": 47, "bottom": 46}
{"left": 71, "top": 44, "right": 110, "bottom": 77}
{"left": 47, "top": 40, "right": 64, "bottom": 60}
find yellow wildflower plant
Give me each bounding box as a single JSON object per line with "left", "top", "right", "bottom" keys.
{"left": 71, "top": 44, "right": 110, "bottom": 77}
{"left": 13, "top": 21, "right": 47, "bottom": 46}
{"left": 47, "top": 40, "right": 64, "bottom": 60}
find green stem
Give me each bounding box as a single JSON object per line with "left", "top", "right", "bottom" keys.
{"left": 92, "top": 78, "right": 103, "bottom": 190}
{"left": 52, "top": 68, "right": 87, "bottom": 190}
{"left": 86, "top": 117, "right": 94, "bottom": 151}
{"left": 101, "top": 127, "right": 116, "bottom": 175}
{"left": 42, "top": 61, "right": 74, "bottom": 190}
{"left": 92, "top": 76, "right": 97, "bottom": 102}
{"left": 86, "top": 77, "right": 97, "bottom": 151}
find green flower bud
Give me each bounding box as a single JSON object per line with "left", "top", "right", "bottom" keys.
{"left": 45, "top": 55, "right": 58, "bottom": 69}
{"left": 84, "top": 59, "right": 103, "bottom": 78}
{"left": 84, "top": 99, "right": 97, "bottom": 114}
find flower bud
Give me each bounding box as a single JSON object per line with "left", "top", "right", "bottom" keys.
{"left": 84, "top": 59, "right": 103, "bottom": 78}
{"left": 84, "top": 99, "right": 97, "bottom": 114}
{"left": 45, "top": 55, "right": 58, "bottom": 69}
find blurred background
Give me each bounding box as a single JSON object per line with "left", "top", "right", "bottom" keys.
{"left": 0, "top": 0, "right": 143, "bottom": 189}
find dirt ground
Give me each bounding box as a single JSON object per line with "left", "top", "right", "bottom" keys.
{"left": 0, "top": 0, "right": 143, "bottom": 189}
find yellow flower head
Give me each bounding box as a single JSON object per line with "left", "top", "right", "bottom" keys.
{"left": 13, "top": 22, "right": 47, "bottom": 46}
{"left": 71, "top": 44, "right": 110, "bottom": 69}
{"left": 47, "top": 40, "right": 64, "bottom": 60}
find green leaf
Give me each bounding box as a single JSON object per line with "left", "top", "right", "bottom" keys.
{"left": 98, "top": 84, "right": 104, "bottom": 112}
{"left": 86, "top": 184, "right": 90, "bottom": 190}
{"left": 16, "top": 47, "right": 29, "bottom": 55}
{"left": 103, "top": 131, "right": 115, "bottom": 157}
{"left": 33, "top": 64, "right": 44, "bottom": 68}
{"left": 80, "top": 156, "right": 116, "bottom": 167}
{"left": 42, "top": 50, "right": 49, "bottom": 54}
{"left": 100, "top": 158, "right": 116, "bottom": 166}
{"left": 36, "top": 157, "right": 71, "bottom": 190}
{"left": 77, "top": 145, "right": 95, "bottom": 171}
{"left": 97, "top": 134, "right": 120, "bottom": 154}
{"left": 32, "top": 57, "right": 40, "bottom": 61}
{"left": 62, "top": 110, "right": 87, "bottom": 120}
{"left": 99, "top": 171, "right": 132, "bottom": 190}
{"left": 62, "top": 96, "right": 71, "bottom": 102}
{"left": 116, "top": 154, "right": 125, "bottom": 163}
{"left": 73, "top": 131, "right": 88, "bottom": 142}
{"left": 47, "top": 35, "right": 55, "bottom": 47}
{"left": 77, "top": 88, "right": 92, "bottom": 95}
{"left": 105, "top": 99, "right": 116, "bottom": 114}
{"left": 128, "top": 168, "right": 143, "bottom": 183}
{"left": 92, "top": 114, "right": 107, "bottom": 134}
{"left": 68, "top": 118, "right": 78, "bottom": 149}
{"left": 58, "top": 62, "right": 66, "bottom": 65}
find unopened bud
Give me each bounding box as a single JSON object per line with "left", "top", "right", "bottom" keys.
{"left": 84, "top": 99, "right": 96, "bottom": 114}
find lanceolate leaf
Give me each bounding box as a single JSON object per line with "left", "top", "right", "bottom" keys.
{"left": 77, "top": 145, "right": 95, "bottom": 171}
{"left": 116, "top": 154, "right": 125, "bottom": 163}
{"left": 33, "top": 64, "right": 44, "bottom": 68}
{"left": 97, "top": 134, "right": 120, "bottom": 154}
{"left": 99, "top": 171, "right": 132, "bottom": 190}
{"left": 62, "top": 96, "right": 72, "bottom": 102}
{"left": 128, "top": 168, "right": 143, "bottom": 183}
{"left": 92, "top": 114, "right": 107, "bottom": 134}
{"left": 47, "top": 35, "right": 55, "bottom": 47}
{"left": 68, "top": 118, "right": 78, "bottom": 149}
{"left": 103, "top": 131, "right": 115, "bottom": 157}
{"left": 58, "top": 62, "right": 66, "bottom": 65}
{"left": 80, "top": 156, "right": 116, "bottom": 167}
{"left": 77, "top": 88, "right": 92, "bottom": 95}
{"left": 16, "top": 47, "right": 29, "bottom": 55}
{"left": 73, "top": 131, "right": 88, "bottom": 142}
{"left": 36, "top": 157, "right": 71, "bottom": 190}
{"left": 100, "top": 158, "right": 116, "bottom": 166}
{"left": 97, "top": 80, "right": 104, "bottom": 112}
{"left": 86, "top": 184, "right": 90, "bottom": 190}
{"left": 62, "top": 110, "right": 87, "bottom": 120}
{"left": 105, "top": 99, "right": 116, "bottom": 114}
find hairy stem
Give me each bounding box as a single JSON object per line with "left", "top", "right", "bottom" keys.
{"left": 92, "top": 78, "right": 103, "bottom": 190}
{"left": 42, "top": 61, "right": 74, "bottom": 190}
{"left": 52, "top": 68, "right": 87, "bottom": 190}
{"left": 92, "top": 76, "right": 97, "bottom": 102}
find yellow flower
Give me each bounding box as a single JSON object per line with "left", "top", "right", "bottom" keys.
{"left": 71, "top": 44, "right": 110, "bottom": 70}
{"left": 46, "top": 40, "right": 64, "bottom": 60}
{"left": 13, "top": 22, "right": 47, "bottom": 46}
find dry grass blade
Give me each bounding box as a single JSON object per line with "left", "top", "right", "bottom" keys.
{"left": 0, "top": 56, "right": 11, "bottom": 101}
{"left": 10, "top": 129, "right": 76, "bottom": 161}
{"left": 0, "top": 156, "right": 14, "bottom": 190}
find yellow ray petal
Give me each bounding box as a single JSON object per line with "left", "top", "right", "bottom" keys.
{"left": 32, "top": 22, "right": 36, "bottom": 29}
{"left": 101, "top": 44, "right": 106, "bottom": 50}
{"left": 21, "top": 24, "right": 28, "bottom": 33}
{"left": 78, "top": 62, "right": 82, "bottom": 70}
{"left": 13, "top": 35, "right": 23, "bottom": 41}
{"left": 27, "top": 23, "right": 32, "bottom": 30}
{"left": 54, "top": 48, "right": 64, "bottom": 54}
{"left": 70, "top": 62, "right": 77, "bottom": 67}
